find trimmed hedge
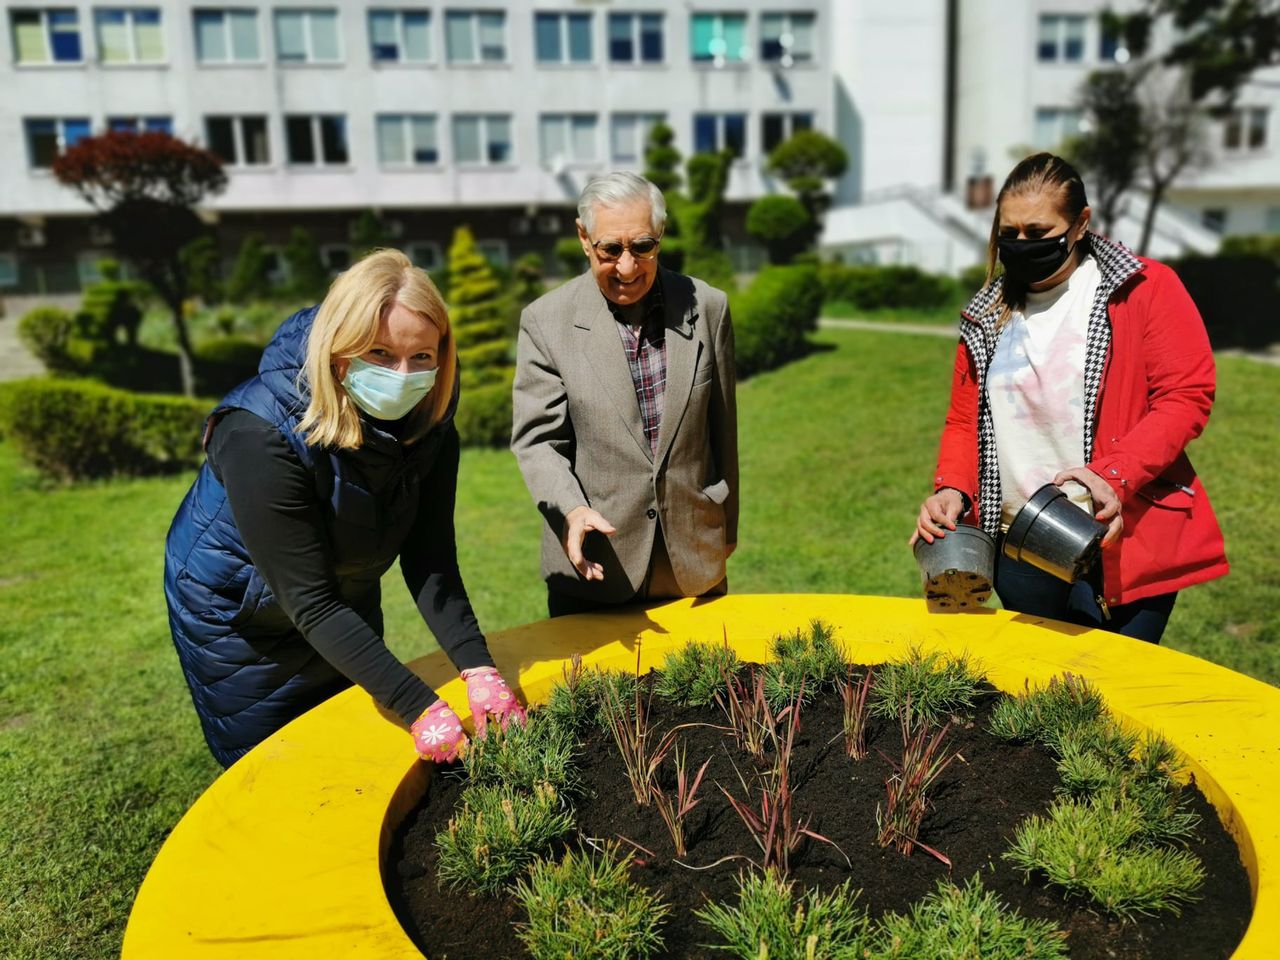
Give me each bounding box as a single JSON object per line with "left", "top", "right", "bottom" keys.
{"left": 1168, "top": 255, "right": 1280, "bottom": 350}
{"left": 455, "top": 368, "right": 514, "bottom": 448}
{"left": 733, "top": 264, "right": 823, "bottom": 379}
{"left": 0, "top": 378, "right": 208, "bottom": 482}
{"left": 819, "top": 263, "right": 960, "bottom": 311}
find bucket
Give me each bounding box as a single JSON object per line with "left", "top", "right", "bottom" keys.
{"left": 1003, "top": 483, "right": 1106, "bottom": 583}
{"left": 913, "top": 525, "right": 995, "bottom": 612}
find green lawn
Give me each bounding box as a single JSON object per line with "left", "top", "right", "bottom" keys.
{"left": 2, "top": 327, "right": 1276, "bottom": 959}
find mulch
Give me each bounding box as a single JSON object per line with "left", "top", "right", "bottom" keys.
{"left": 386, "top": 674, "right": 1252, "bottom": 959}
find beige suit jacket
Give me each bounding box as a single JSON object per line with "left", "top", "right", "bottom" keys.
{"left": 511, "top": 268, "right": 738, "bottom": 603}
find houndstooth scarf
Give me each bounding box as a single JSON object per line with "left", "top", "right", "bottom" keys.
{"left": 958, "top": 233, "right": 1144, "bottom": 538}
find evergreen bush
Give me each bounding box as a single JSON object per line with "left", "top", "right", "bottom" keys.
{"left": 732, "top": 264, "right": 823, "bottom": 379}
{"left": 0, "top": 377, "right": 206, "bottom": 481}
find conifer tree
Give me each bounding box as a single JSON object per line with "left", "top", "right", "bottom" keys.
{"left": 447, "top": 226, "right": 514, "bottom": 445}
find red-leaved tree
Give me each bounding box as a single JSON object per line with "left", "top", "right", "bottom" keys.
{"left": 54, "top": 131, "right": 227, "bottom": 396}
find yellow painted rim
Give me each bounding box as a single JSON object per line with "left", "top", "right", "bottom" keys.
{"left": 123, "top": 595, "right": 1279, "bottom": 958}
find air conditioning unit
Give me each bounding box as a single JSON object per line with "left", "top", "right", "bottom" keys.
{"left": 17, "top": 225, "right": 46, "bottom": 248}
{"left": 537, "top": 214, "right": 561, "bottom": 234}
{"left": 88, "top": 224, "right": 113, "bottom": 246}
{"left": 511, "top": 216, "right": 532, "bottom": 236}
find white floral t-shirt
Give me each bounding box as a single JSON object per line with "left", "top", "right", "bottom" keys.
{"left": 987, "top": 255, "right": 1100, "bottom": 527}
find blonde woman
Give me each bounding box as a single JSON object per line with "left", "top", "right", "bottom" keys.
{"left": 165, "top": 249, "right": 523, "bottom": 768}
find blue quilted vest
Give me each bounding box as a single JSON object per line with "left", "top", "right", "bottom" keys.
{"left": 164, "top": 306, "right": 456, "bottom": 767}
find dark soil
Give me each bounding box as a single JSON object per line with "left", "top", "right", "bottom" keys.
{"left": 386, "top": 674, "right": 1252, "bottom": 959}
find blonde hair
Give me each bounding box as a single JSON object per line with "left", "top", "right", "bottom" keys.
{"left": 296, "top": 248, "right": 456, "bottom": 450}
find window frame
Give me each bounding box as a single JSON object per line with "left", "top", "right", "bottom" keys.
{"left": 192, "top": 7, "right": 262, "bottom": 64}
{"left": 534, "top": 10, "right": 592, "bottom": 65}
{"left": 1223, "top": 106, "right": 1268, "bottom": 152}
{"left": 759, "top": 10, "right": 815, "bottom": 65}
{"left": 452, "top": 113, "right": 514, "bottom": 166}
{"left": 107, "top": 115, "right": 173, "bottom": 133}
{"left": 10, "top": 7, "right": 84, "bottom": 64}
{"left": 24, "top": 116, "right": 91, "bottom": 168}
{"left": 273, "top": 7, "right": 342, "bottom": 65}
{"left": 760, "top": 111, "right": 812, "bottom": 154}
{"left": 444, "top": 9, "right": 506, "bottom": 64}
{"left": 367, "top": 8, "right": 432, "bottom": 64}
{"left": 690, "top": 11, "right": 748, "bottom": 65}
{"left": 607, "top": 11, "right": 662, "bottom": 64}
{"left": 284, "top": 113, "right": 350, "bottom": 166}
{"left": 1036, "top": 13, "right": 1086, "bottom": 64}
{"left": 693, "top": 111, "right": 748, "bottom": 158}
{"left": 0, "top": 253, "right": 19, "bottom": 288}
{"left": 609, "top": 111, "right": 664, "bottom": 164}
{"left": 205, "top": 114, "right": 271, "bottom": 166}
{"left": 407, "top": 240, "right": 443, "bottom": 273}
{"left": 375, "top": 113, "right": 441, "bottom": 167}
{"left": 94, "top": 6, "right": 165, "bottom": 65}
{"left": 1032, "top": 106, "right": 1083, "bottom": 150}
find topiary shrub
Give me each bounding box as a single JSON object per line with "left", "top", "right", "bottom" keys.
{"left": 0, "top": 377, "right": 208, "bottom": 481}
{"left": 732, "top": 264, "right": 823, "bottom": 379}
{"left": 958, "top": 262, "right": 993, "bottom": 294}
{"left": 1168, "top": 254, "right": 1280, "bottom": 350}
{"left": 18, "top": 306, "right": 80, "bottom": 372}
{"left": 554, "top": 236, "right": 586, "bottom": 278}
{"left": 225, "top": 233, "right": 274, "bottom": 305}
{"left": 453, "top": 369, "right": 513, "bottom": 448}
{"left": 746, "top": 195, "right": 812, "bottom": 265}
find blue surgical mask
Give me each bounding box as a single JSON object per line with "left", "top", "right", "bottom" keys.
{"left": 341, "top": 356, "right": 437, "bottom": 421}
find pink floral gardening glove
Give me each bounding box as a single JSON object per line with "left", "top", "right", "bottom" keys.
{"left": 410, "top": 698, "right": 467, "bottom": 763}
{"left": 461, "top": 666, "right": 527, "bottom": 736}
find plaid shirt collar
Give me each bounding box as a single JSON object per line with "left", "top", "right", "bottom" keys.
{"left": 604, "top": 275, "right": 665, "bottom": 338}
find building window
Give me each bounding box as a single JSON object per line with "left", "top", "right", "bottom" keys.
{"left": 477, "top": 239, "right": 508, "bottom": 268}
{"left": 274, "top": 8, "right": 340, "bottom": 63}
{"left": 10, "top": 8, "right": 82, "bottom": 63}
{"left": 535, "top": 11, "right": 591, "bottom": 64}
{"left": 193, "top": 8, "right": 259, "bottom": 62}
{"left": 285, "top": 114, "right": 348, "bottom": 165}
{"left": 377, "top": 114, "right": 439, "bottom": 165}
{"left": 1037, "top": 14, "right": 1085, "bottom": 63}
{"left": 24, "top": 117, "right": 90, "bottom": 168}
{"left": 206, "top": 115, "right": 269, "bottom": 165}
{"left": 1200, "top": 209, "right": 1227, "bottom": 233}
{"left": 1033, "top": 107, "right": 1083, "bottom": 149}
{"left": 539, "top": 114, "right": 598, "bottom": 165}
{"left": 444, "top": 9, "right": 504, "bottom": 63}
{"left": 1267, "top": 207, "right": 1280, "bottom": 233}
{"left": 608, "top": 12, "right": 661, "bottom": 63}
{"left": 694, "top": 112, "right": 747, "bottom": 157}
{"left": 1224, "top": 107, "right": 1268, "bottom": 151}
{"left": 453, "top": 114, "right": 512, "bottom": 165}
{"left": 95, "top": 8, "right": 163, "bottom": 63}
{"left": 108, "top": 116, "right": 172, "bottom": 134}
{"left": 760, "top": 11, "right": 814, "bottom": 65}
{"left": 761, "top": 111, "right": 812, "bottom": 153}
{"left": 1099, "top": 16, "right": 1129, "bottom": 63}
{"left": 0, "top": 254, "right": 19, "bottom": 287}
{"left": 368, "top": 9, "right": 430, "bottom": 62}
{"left": 690, "top": 12, "right": 747, "bottom": 64}
{"left": 408, "top": 241, "right": 443, "bottom": 272}
{"left": 320, "top": 244, "right": 351, "bottom": 273}
{"left": 610, "top": 112, "right": 663, "bottom": 164}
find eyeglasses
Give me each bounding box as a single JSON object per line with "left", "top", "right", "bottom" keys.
{"left": 591, "top": 235, "right": 662, "bottom": 262}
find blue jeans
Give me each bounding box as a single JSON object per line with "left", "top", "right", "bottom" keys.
{"left": 993, "top": 553, "right": 1177, "bottom": 644}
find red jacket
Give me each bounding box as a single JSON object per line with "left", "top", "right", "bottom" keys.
{"left": 934, "top": 251, "right": 1228, "bottom": 606}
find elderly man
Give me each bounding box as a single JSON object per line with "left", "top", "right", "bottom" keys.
{"left": 512, "top": 171, "right": 738, "bottom": 616}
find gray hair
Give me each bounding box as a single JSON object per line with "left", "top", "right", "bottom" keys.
{"left": 577, "top": 172, "right": 667, "bottom": 236}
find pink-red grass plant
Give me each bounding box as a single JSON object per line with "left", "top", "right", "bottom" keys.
{"left": 651, "top": 740, "right": 712, "bottom": 858}
{"left": 719, "top": 682, "right": 847, "bottom": 873}
{"left": 876, "top": 702, "right": 958, "bottom": 866}
{"left": 838, "top": 666, "right": 875, "bottom": 761}
{"left": 715, "top": 665, "right": 789, "bottom": 760}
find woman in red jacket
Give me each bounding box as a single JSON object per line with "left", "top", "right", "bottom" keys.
{"left": 911, "top": 153, "right": 1228, "bottom": 642}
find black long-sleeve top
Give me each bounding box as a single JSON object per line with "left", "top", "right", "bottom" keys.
{"left": 206, "top": 408, "right": 493, "bottom": 724}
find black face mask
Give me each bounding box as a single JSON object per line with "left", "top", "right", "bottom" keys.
{"left": 997, "top": 229, "right": 1079, "bottom": 286}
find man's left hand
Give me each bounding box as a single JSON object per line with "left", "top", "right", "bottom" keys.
{"left": 1053, "top": 467, "right": 1123, "bottom": 547}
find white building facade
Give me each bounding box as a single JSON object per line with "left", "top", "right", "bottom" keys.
{"left": 0, "top": 0, "right": 833, "bottom": 291}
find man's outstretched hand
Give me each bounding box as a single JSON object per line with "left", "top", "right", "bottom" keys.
{"left": 562, "top": 506, "right": 617, "bottom": 581}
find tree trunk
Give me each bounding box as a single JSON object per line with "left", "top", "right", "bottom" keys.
{"left": 170, "top": 298, "right": 197, "bottom": 398}
{"left": 1138, "top": 182, "right": 1166, "bottom": 257}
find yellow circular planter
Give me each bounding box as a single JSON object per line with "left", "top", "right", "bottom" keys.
{"left": 123, "top": 595, "right": 1279, "bottom": 958}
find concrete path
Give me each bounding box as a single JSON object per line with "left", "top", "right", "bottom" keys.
{"left": 0, "top": 302, "right": 46, "bottom": 382}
